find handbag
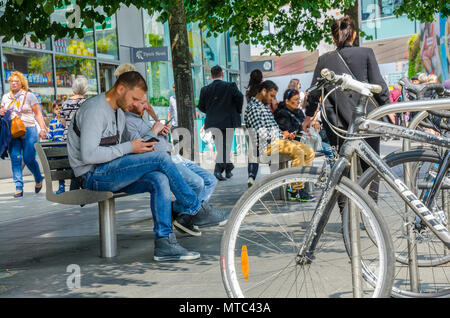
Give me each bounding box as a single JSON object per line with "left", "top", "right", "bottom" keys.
{"left": 10, "top": 92, "right": 28, "bottom": 138}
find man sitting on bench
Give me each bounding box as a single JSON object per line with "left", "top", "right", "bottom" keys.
{"left": 67, "top": 71, "right": 228, "bottom": 261}
{"left": 123, "top": 98, "right": 220, "bottom": 237}
{"left": 244, "top": 80, "right": 316, "bottom": 202}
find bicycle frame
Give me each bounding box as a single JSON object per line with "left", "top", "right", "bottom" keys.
{"left": 298, "top": 96, "right": 450, "bottom": 263}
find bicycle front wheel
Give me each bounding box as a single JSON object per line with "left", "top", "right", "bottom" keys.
{"left": 220, "top": 167, "right": 394, "bottom": 298}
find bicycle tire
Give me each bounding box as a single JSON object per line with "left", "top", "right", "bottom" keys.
{"left": 220, "top": 167, "right": 395, "bottom": 298}
{"left": 356, "top": 147, "right": 450, "bottom": 297}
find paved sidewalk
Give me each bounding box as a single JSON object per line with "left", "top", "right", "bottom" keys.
{"left": 0, "top": 140, "right": 403, "bottom": 297}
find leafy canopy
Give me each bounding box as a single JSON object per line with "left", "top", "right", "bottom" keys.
{"left": 0, "top": 0, "right": 448, "bottom": 55}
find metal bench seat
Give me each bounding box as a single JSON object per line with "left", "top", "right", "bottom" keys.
{"left": 35, "top": 141, "right": 132, "bottom": 258}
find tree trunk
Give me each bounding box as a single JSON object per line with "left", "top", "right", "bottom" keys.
{"left": 167, "top": 0, "right": 196, "bottom": 161}
{"left": 344, "top": 0, "right": 360, "bottom": 47}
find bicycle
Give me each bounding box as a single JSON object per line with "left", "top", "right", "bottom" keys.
{"left": 354, "top": 78, "right": 450, "bottom": 297}
{"left": 220, "top": 69, "right": 450, "bottom": 298}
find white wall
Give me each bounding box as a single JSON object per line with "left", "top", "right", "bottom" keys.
{"left": 266, "top": 73, "right": 314, "bottom": 101}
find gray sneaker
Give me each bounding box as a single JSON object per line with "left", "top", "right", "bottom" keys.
{"left": 154, "top": 233, "right": 200, "bottom": 261}
{"left": 192, "top": 202, "right": 231, "bottom": 230}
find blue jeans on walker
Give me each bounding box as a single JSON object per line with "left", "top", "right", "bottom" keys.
{"left": 80, "top": 150, "right": 202, "bottom": 239}
{"left": 9, "top": 126, "right": 43, "bottom": 191}
{"left": 173, "top": 155, "right": 217, "bottom": 203}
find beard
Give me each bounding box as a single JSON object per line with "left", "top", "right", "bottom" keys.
{"left": 116, "top": 94, "right": 129, "bottom": 112}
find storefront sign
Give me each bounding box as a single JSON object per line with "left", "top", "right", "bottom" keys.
{"left": 245, "top": 60, "right": 274, "bottom": 73}
{"left": 130, "top": 46, "right": 169, "bottom": 63}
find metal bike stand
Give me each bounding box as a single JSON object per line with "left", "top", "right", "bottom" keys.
{"left": 349, "top": 153, "right": 363, "bottom": 297}
{"left": 402, "top": 112, "right": 428, "bottom": 292}
{"left": 403, "top": 160, "right": 420, "bottom": 292}
{"left": 445, "top": 190, "right": 449, "bottom": 257}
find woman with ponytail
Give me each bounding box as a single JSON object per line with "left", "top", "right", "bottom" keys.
{"left": 303, "top": 15, "right": 390, "bottom": 173}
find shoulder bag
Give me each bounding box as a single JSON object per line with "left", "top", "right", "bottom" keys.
{"left": 10, "top": 92, "right": 28, "bottom": 138}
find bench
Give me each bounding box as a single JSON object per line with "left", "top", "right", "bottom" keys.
{"left": 34, "top": 141, "right": 131, "bottom": 258}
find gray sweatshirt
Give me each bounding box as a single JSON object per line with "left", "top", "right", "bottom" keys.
{"left": 67, "top": 93, "right": 133, "bottom": 177}
{"left": 123, "top": 112, "right": 173, "bottom": 153}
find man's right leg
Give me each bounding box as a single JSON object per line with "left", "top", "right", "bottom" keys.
{"left": 81, "top": 151, "right": 202, "bottom": 215}
{"left": 83, "top": 168, "right": 200, "bottom": 261}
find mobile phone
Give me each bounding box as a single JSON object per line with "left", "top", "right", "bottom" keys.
{"left": 145, "top": 137, "right": 159, "bottom": 143}
{"left": 166, "top": 116, "right": 174, "bottom": 125}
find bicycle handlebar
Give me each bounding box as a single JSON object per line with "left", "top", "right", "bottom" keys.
{"left": 320, "top": 68, "right": 382, "bottom": 97}
{"left": 398, "top": 76, "right": 445, "bottom": 99}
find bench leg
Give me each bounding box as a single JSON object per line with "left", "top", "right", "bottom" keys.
{"left": 98, "top": 198, "right": 117, "bottom": 258}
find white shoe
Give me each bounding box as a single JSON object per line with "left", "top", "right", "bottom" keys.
{"left": 247, "top": 177, "right": 255, "bottom": 188}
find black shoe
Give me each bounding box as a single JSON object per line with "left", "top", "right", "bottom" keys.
{"left": 292, "top": 188, "right": 316, "bottom": 202}
{"left": 192, "top": 202, "right": 230, "bottom": 229}
{"left": 214, "top": 172, "right": 226, "bottom": 181}
{"left": 173, "top": 213, "right": 202, "bottom": 237}
{"left": 225, "top": 171, "right": 233, "bottom": 178}
{"left": 154, "top": 233, "right": 200, "bottom": 261}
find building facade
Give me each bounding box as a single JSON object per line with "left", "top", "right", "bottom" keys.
{"left": 0, "top": 4, "right": 248, "bottom": 117}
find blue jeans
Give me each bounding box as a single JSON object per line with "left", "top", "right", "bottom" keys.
{"left": 318, "top": 142, "right": 335, "bottom": 167}
{"left": 9, "top": 126, "right": 43, "bottom": 191}
{"left": 80, "top": 151, "right": 202, "bottom": 239}
{"left": 174, "top": 155, "right": 217, "bottom": 203}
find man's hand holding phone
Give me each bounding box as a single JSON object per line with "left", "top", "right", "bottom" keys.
{"left": 131, "top": 137, "right": 159, "bottom": 153}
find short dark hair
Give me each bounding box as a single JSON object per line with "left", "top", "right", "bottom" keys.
{"left": 258, "top": 80, "right": 278, "bottom": 93}
{"left": 52, "top": 99, "right": 63, "bottom": 112}
{"left": 211, "top": 65, "right": 223, "bottom": 78}
{"left": 113, "top": 71, "right": 148, "bottom": 92}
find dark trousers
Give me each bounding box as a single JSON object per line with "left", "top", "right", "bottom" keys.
{"left": 248, "top": 163, "right": 259, "bottom": 179}
{"left": 213, "top": 128, "right": 235, "bottom": 174}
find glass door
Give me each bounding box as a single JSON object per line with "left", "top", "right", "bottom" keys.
{"left": 99, "top": 63, "right": 116, "bottom": 93}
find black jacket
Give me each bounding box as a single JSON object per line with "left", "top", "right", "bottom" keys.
{"left": 306, "top": 45, "right": 390, "bottom": 129}
{"left": 198, "top": 79, "right": 244, "bottom": 129}
{"left": 274, "top": 102, "right": 305, "bottom": 134}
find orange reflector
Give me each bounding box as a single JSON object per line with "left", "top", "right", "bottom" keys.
{"left": 241, "top": 245, "right": 249, "bottom": 281}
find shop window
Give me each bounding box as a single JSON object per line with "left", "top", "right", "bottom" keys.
{"left": 2, "top": 47, "right": 54, "bottom": 114}
{"left": 226, "top": 32, "right": 240, "bottom": 71}
{"left": 55, "top": 55, "right": 97, "bottom": 98}
{"left": 2, "top": 34, "right": 51, "bottom": 51}
{"left": 95, "top": 15, "right": 119, "bottom": 60}
{"left": 146, "top": 61, "right": 173, "bottom": 106}
{"left": 202, "top": 27, "right": 227, "bottom": 68}
{"left": 188, "top": 23, "right": 202, "bottom": 65}
{"left": 192, "top": 66, "right": 204, "bottom": 104}
{"left": 51, "top": 4, "right": 95, "bottom": 57}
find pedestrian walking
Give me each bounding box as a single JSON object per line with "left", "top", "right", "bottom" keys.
{"left": 303, "top": 15, "right": 390, "bottom": 175}
{"left": 198, "top": 65, "right": 244, "bottom": 181}
{"left": 0, "top": 71, "right": 47, "bottom": 198}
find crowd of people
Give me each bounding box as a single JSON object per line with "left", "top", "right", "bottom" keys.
{"left": 0, "top": 15, "right": 448, "bottom": 262}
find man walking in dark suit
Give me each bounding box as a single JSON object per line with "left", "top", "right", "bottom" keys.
{"left": 198, "top": 65, "right": 244, "bottom": 181}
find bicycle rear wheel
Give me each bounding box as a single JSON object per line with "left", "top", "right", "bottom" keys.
{"left": 220, "top": 167, "right": 394, "bottom": 298}
{"left": 358, "top": 147, "right": 450, "bottom": 297}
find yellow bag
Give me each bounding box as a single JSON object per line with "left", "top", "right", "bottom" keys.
{"left": 11, "top": 116, "right": 26, "bottom": 138}
{"left": 10, "top": 92, "right": 27, "bottom": 138}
